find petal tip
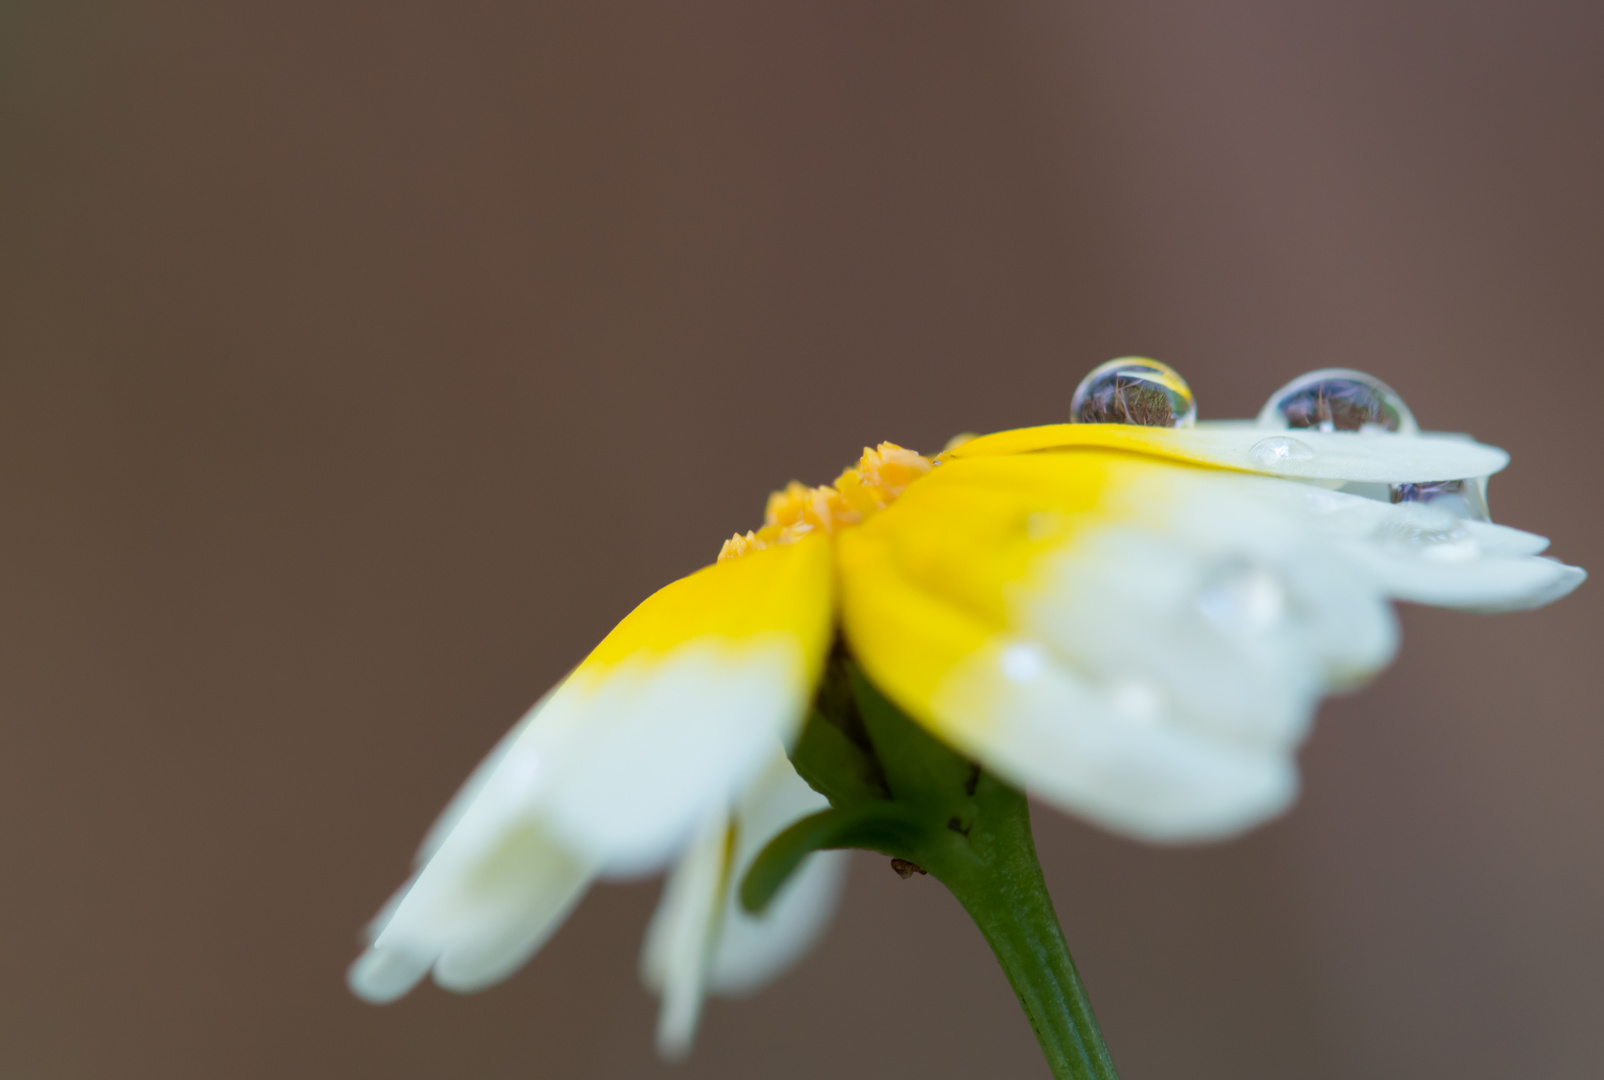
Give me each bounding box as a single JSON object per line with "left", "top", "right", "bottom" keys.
{"left": 347, "top": 945, "right": 431, "bottom": 1004}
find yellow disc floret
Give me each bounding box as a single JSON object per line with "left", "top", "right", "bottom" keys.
{"left": 718, "top": 442, "right": 933, "bottom": 562}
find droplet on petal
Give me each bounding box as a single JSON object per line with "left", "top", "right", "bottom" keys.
{"left": 1376, "top": 509, "right": 1481, "bottom": 562}
{"left": 1248, "top": 435, "right": 1317, "bottom": 467}
{"left": 1195, "top": 563, "right": 1288, "bottom": 632}
{"left": 1071, "top": 358, "right": 1197, "bottom": 428}
{"left": 1389, "top": 479, "right": 1491, "bottom": 521}
{"left": 999, "top": 642, "right": 1049, "bottom": 683}
{"left": 1257, "top": 369, "right": 1417, "bottom": 435}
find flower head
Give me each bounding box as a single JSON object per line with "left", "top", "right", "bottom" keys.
{"left": 349, "top": 362, "right": 1582, "bottom": 1055}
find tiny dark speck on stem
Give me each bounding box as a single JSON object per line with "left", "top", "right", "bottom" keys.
{"left": 890, "top": 858, "right": 928, "bottom": 879}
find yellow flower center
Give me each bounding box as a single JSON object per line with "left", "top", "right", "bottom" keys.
{"left": 718, "top": 442, "right": 933, "bottom": 561}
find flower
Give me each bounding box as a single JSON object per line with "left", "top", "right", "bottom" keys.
{"left": 348, "top": 364, "right": 1582, "bottom": 1054}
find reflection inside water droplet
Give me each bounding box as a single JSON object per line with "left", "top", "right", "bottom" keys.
{"left": 1071, "top": 357, "right": 1197, "bottom": 428}
{"left": 1248, "top": 435, "right": 1317, "bottom": 467}
{"left": 1390, "top": 479, "right": 1491, "bottom": 521}
{"left": 1257, "top": 369, "right": 1418, "bottom": 434}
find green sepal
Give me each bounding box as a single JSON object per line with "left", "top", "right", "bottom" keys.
{"left": 789, "top": 709, "right": 887, "bottom": 807}
{"left": 739, "top": 803, "right": 924, "bottom": 915}
{"left": 849, "top": 664, "right": 980, "bottom": 829}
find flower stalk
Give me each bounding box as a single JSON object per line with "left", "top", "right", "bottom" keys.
{"left": 743, "top": 657, "right": 1120, "bottom": 1080}
{"left": 922, "top": 772, "right": 1117, "bottom": 1080}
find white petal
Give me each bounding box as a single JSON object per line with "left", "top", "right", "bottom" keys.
{"left": 351, "top": 818, "right": 595, "bottom": 1001}
{"left": 936, "top": 638, "right": 1298, "bottom": 841}
{"left": 638, "top": 751, "right": 846, "bottom": 1057}
{"left": 708, "top": 753, "right": 846, "bottom": 995}
{"left": 502, "top": 537, "right": 833, "bottom": 876}
{"left": 1182, "top": 421, "right": 1510, "bottom": 483}
{"left": 1025, "top": 510, "right": 1396, "bottom": 749}
{"left": 1358, "top": 538, "right": 1586, "bottom": 612}
{"left": 351, "top": 539, "right": 833, "bottom": 1007}
{"left": 532, "top": 640, "right": 812, "bottom": 875}
{"left": 1254, "top": 484, "right": 1587, "bottom": 612}
{"left": 640, "top": 812, "right": 731, "bottom": 1060}
{"left": 846, "top": 446, "right": 1582, "bottom": 845}
{"left": 845, "top": 455, "right": 1402, "bottom": 841}
{"left": 414, "top": 635, "right": 815, "bottom": 887}
{"left": 347, "top": 942, "right": 433, "bottom": 1004}
{"left": 638, "top": 751, "right": 846, "bottom": 1052}
{"left": 991, "top": 474, "right": 1396, "bottom": 836}
{"left": 707, "top": 850, "right": 847, "bottom": 994}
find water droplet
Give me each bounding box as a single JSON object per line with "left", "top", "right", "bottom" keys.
{"left": 1000, "top": 642, "right": 1049, "bottom": 683}
{"left": 1377, "top": 507, "right": 1480, "bottom": 561}
{"left": 1196, "top": 563, "right": 1287, "bottom": 632}
{"left": 1389, "top": 478, "right": 1490, "bottom": 521}
{"left": 1257, "top": 369, "right": 1417, "bottom": 434}
{"left": 1248, "top": 435, "right": 1316, "bottom": 467}
{"left": 1071, "top": 357, "right": 1196, "bottom": 428}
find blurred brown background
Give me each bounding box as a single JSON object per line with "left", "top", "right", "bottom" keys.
{"left": 3, "top": 2, "right": 1601, "bottom": 1077}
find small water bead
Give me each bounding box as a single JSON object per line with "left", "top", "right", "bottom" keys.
{"left": 1000, "top": 642, "right": 1050, "bottom": 683}
{"left": 1378, "top": 514, "right": 1480, "bottom": 562}
{"left": 1196, "top": 562, "right": 1288, "bottom": 633}
{"left": 1248, "top": 435, "right": 1316, "bottom": 468}
{"left": 1071, "top": 358, "right": 1197, "bottom": 428}
{"left": 1257, "top": 369, "right": 1418, "bottom": 435}
{"left": 1389, "top": 478, "right": 1491, "bottom": 522}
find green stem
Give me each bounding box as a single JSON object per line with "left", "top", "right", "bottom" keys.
{"left": 754, "top": 659, "right": 1122, "bottom": 1080}
{"left": 918, "top": 780, "right": 1119, "bottom": 1080}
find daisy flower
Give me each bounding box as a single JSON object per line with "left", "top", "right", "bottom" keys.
{"left": 349, "top": 360, "right": 1582, "bottom": 1075}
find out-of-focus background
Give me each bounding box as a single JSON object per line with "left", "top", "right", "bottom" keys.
{"left": 3, "top": 3, "right": 1600, "bottom": 1077}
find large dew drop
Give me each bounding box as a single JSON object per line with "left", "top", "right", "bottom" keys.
{"left": 1071, "top": 358, "right": 1197, "bottom": 428}
{"left": 1257, "top": 369, "right": 1417, "bottom": 434}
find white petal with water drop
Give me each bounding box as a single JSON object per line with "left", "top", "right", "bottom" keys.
{"left": 1184, "top": 422, "right": 1508, "bottom": 483}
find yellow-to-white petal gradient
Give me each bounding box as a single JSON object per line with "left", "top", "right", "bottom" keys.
{"left": 944, "top": 421, "right": 1509, "bottom": 485}
{"left": 641, "top": 749, "right": 847, "bottom": 1059}
{"left": 838, "top": 447, "right": 1580, "bottom": 842}
{"left": 350, "top": 534, "right": 835, "bottom": 1003}
{"left": 531, "top": 533, "right": 834, "bottom": 872}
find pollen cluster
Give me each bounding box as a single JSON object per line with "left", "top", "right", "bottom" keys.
{"left": 718, "top": 442, "right": 933, "bottom": 562}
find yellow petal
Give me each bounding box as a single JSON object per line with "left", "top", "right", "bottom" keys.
{"left": 836, "top": 451, "right": 1125, "bottom": 727}
{"left": 520, "top": 531, "right": 835, "bottom": 871}
{"left": 583, "top": 531, "right": 834, "bottom": 676}
{"left": 837, "top": 450, "right": 1396, "bottom": 841}
{"left": 350, "top": 533, "right": 836, "bottom": 1006}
